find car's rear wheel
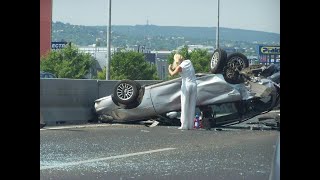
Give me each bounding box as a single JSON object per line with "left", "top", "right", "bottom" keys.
{"left": 210, "top": 48, "right": 227, "bottom": 74}
{"left": 223, "top": 52, "right": 249, "bottom": 84}
{"left": 112, "top": 80, "right": 140, "bottom": 105}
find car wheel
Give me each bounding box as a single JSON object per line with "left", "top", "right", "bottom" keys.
{"left": 112, "top": 80, "right": 140, "bottom": 105}
{"left": 210, "top": 48, "right": 227, "bottom": 74}
{"left": 223, "top": 52, "right": 249, "bottom": 84}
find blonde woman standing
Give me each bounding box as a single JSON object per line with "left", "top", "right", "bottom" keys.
{"left": 168, "top": 54, "right": 197, "bottom": 130}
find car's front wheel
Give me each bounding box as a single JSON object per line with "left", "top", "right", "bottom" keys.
{"left": 112, "top": 80, "right": 140, "bottom": 105}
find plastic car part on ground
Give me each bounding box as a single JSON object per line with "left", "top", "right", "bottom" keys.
{"left": 40, "top": 112, "right": 46, "bottom": 128}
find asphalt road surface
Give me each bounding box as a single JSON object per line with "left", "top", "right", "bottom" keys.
{"left": 40, "top": 122, "right": 279, "bottom": 180}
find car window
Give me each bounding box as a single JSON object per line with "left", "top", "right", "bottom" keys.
{"left": 213, "top": 103, "right": 238, "bottom": 117}
{"left": 206, "top": 103, "right": 239, "bottom": 125}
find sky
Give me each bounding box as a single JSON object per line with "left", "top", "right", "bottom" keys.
{"left": 52, "top": 0, "right": 280, "bottom": 34}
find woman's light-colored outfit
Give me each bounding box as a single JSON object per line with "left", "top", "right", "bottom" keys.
{"left": 179, "top": 60, "right": 197, "bottom": 130}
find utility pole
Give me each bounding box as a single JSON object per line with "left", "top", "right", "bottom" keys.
{"left": 106, "top": 0, "right": 112, "bottom": 80}
{"left": 215, "top": 0, "right": 220, "bottom": 49}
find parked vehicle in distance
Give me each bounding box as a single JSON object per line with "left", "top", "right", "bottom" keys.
{"left": 40, "top": 71, "right": 57, "bottom": 78}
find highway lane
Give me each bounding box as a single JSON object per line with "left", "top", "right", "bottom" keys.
{"left": 40, "top": 123, "right": 279, "bottom": 180}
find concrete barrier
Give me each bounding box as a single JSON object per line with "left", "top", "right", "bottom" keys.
{"left": 40, "top": 79, "right": 161, "bottom": 126}
{"left": 40, "top": 79, "right": 98, "bottom": 126}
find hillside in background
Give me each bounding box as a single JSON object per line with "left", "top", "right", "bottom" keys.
{"left": 52, "top": 22, "right": 280, "bottom": 51}
{"left": 111, "top": 25, "right": 279, "bottom": 42}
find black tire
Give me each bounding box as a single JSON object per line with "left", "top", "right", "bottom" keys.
{"left": 112, "top": 80, "right": 140, "bottom": 105}
{"left": 210, "top": 48, "right": 227, "bottom": 74}
{"left": 223, "top": 52, "right": 249, "bottom": 84}
{"left": 226, "top": 52, "right": 249, "bottom": 72}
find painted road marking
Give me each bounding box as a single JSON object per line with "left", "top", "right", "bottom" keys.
{"left": 40, "top": 123, "right": 123, "bottom": 130}
{"left": 40, "top": 148, "right": 176, "bottom": 170}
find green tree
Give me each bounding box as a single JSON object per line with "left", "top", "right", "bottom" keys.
{"left": 97, "top": 67, "right": 107, "bottom": 79}
{"left": 97, "top": 51, "right": 159, "bottom": 80}
{"left": 40, "top": 44, "right": 95, "bottom": 79}
{"left": 189, "top": 48, "right": 211, "bottom": 73}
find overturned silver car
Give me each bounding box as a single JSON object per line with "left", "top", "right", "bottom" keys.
{"left": 94, "top": 49, "right": 280, "bottom": 127}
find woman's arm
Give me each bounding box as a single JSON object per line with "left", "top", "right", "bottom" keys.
{"left": 168, "top": 64, "right": 182, "bottom": 76}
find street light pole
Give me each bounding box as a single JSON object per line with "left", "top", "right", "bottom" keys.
{"left": 215, "top": 0, "right": 220, "bottom": 49}
{"left": 106, "top": 0, "right": 112, "bottom": 80}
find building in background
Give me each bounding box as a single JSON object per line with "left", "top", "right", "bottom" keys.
{"left": 40, "top": 0, "right": 52, "bottom": 58}
{"left": 177, "top": 45, "right": 215, "bottom": 54}
{"left": 152, "top": 51, "right": 171, "bottom": 80}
